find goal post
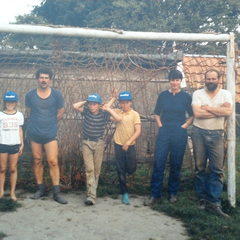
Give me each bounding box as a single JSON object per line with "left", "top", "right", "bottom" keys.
{"left": 0, "top": 24, "right": 236, "bottom": 207}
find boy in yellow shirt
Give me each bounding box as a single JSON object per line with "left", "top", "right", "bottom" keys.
{"left": 111, "top": 91, "right": 141, "bottom": 204}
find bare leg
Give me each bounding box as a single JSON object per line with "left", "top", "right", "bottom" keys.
{"left": 9, "top": 153, "right": 19, "bottom": 201}
{"left": 31, "top": 141, "right": 43, "bottom": 184}
{"left": 30, "top": 141, "right": 45, "bottom": 199}
{"left": 0, "top": 153, "right": 8, "bottom": 198}
{"left": 44, "top": 140, "right": 59, "bottom": 186}
{"left": 44, "top": 140, "right": 67, "bottom": 204}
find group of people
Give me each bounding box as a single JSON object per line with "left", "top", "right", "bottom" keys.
{"left": 0, "top": 67, "right": 233, "bottom": 219}
{"left": 144, "top": 68, "right": 233, "bottom": 219}
{"left": 0, "top": 67, "right": 141, "bottom": 207}
{"left": 72, "top": 89, "right": 141, "bottom": 205}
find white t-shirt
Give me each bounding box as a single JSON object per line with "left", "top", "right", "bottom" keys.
{"left": 192, "top": 88, "right": 232, "bottom": 130}
{"left": 0, "top": 111, "right": 24, "bottom": 145}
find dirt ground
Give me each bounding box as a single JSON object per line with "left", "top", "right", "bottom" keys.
{"left": 0, "top": 191, "right": 189, "bottom": 240}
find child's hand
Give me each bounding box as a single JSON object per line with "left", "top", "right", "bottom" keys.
{"left": 122, "top": 142, "right": 130, "bottom": 152}
{"left": 100, "top": 103, "right": 109, "bottom": 111}
{"left": 19, "top": 145, "right": 24, "bottom": 155}
{"left": 112, "top": 88, "right": 118, "bottom": 99}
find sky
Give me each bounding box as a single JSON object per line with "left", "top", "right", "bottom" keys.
{"left": 0, "top": 0, "right": 41, "bottom": 24}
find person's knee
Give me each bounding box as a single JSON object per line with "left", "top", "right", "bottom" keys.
{"left": 0, "top": 166, "right": 7, "bottom": 173}
{"left": 10, "top": 167, "right": 17, "bottom": 174}
{"left": 33, "top": 157, "right": 43, "bottom": 166}
{"left": 48, "top": 159, "right": 58, "bottom": 168}
{"left": 86, "top": 167, "right": 94, "bottom": 175}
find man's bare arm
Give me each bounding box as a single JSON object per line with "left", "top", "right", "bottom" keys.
{"left": 192, "top": 104, "right": 216, "bottom": 119}
{"left": 57, "top": 107, "right": 64, "bottom": 121}
{"left": 201, "top": 102, "right": 233, "bottom": 117}
{"left": 26, "top": 107, "right": 31, "bottom": 119}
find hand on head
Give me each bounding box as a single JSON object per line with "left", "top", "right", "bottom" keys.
{"left": 112, "top": 88, "right": 118, "bottom": 98}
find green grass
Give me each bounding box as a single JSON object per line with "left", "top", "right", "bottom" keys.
{"left": 0, "top": 198, "right": 22, "bottom": 212}
{"left": 140, "top": 141, "right": 240, "bottom": 240}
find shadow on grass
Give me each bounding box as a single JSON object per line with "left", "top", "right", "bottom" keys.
{"left": 0, "top": 198, "right": 22, "bottom": 212}
{"left": 0, "top": 232, "right": 7, "bottom": 240}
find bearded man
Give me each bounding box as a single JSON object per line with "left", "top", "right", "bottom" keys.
{"left": 191, "top": 69, "right": 233, "bottom": 218}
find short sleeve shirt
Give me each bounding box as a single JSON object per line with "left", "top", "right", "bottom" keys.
{"left": 154, "top": 90, "right": 193, "bottom": 126}
{"left": 25, "top": 88, "right": 64, "bottom": 138}
{"left": 0, "top": 111, "right": 24, "bottom": 145}
{"left": 81, "top": 107, "right": 110, "bottom": 139}
{"left": 114, "top": 109, "right": 141, "bottom": 146}
{"left": 192, "top": 88, "right": 232, "bottom": 130}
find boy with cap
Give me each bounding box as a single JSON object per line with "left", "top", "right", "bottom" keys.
{"left": 73, "top": 90, "right": 120, "bottom": 205}
{"left": 111, "top": 91, "right": 141, "bottom": 204}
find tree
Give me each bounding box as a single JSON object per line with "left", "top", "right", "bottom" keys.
{"left": 6, "top": 0, "right": 240, "bottom": 52}
{"left": 31, "top": 0, "right": 240, "bottom": 34}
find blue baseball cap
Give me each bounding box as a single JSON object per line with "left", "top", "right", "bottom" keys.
{"left": 118, "top": 91, "right": 133, "bottom": 101}
{"left": 86, "top": 93, "right": 102, "bottom": 104}
{"left": 3, "top": 91, "right": 19, "bottom": 102}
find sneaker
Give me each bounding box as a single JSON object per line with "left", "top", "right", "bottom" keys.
{"left": 197, "top": 199, "right": 206, "bottom": 210}
{"left": 169, "top": 195, "right": 177, "bottom": 203}
{"left": 122, "top": 193, "right": 130, "bottom": 205}
{"left": 205, "top": 203, "right": 230, "bottom": 219}
{"left": 143, "top": 196, "right": 156, "bottom": 206}
{"left": 84, "top": 199, "right": 93, "bottom": 206}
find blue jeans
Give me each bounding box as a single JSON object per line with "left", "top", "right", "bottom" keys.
{"left": 151, "top": 124, "right": 188, "bottom": 198}
{"left": 114, "top": 143, "right": 137, "bottom": 194}
{"left": 192, "top": 126, "right": 224, "bottom": 205}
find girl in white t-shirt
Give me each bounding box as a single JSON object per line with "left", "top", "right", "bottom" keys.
{"left": 0, "top": 91, "right": 24, "bottom": 201}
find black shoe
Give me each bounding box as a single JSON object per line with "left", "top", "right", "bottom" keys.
{"left": 205, "top": 203, "right": 230, "bottom": 219}
{"left": 169, "top": 195, "right": 177, "bottom": 203}
{"left": 144, "top": 196, "right": 156, "bottom": 206}
{"left": 197, "top": 199, "right": 206, "bottom": 210}
{"left": 84, "top": 199, "right": 93, "bottom": 206}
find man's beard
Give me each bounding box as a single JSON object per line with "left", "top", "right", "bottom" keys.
{"left": 206, "top": 82, "right": 218, "bottom": 91}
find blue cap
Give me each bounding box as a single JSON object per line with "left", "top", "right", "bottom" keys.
{"left": 3, "top": 91, "right": 19, "bottom": 102}
{"left": 118, "top": 91, "right": 133, "bottom": 101}
{"left": 86, "top": 93, "right": 102, "bottom": 104}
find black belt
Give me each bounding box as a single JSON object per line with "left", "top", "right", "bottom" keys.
{"left": 82, "top": 137, "right": 102, "bottom": 142}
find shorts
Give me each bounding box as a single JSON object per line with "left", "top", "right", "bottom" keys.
{"left": 26, "top": 129, "right": 58, "bottom": 145}
{"left": 0, "top": 144, "right": 20, "bottom": 154}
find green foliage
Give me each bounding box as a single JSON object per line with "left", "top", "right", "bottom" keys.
{"left": 0, "top": 198, "right": 22, "bottom": 212}
{"left": 0, "top": 232, "right": 7, "bottom": 240}
{"left": 10, "top": 0, "right": 238, "bottom": 53}
{"left": 15, "top": 14, "right": 47, "bottom": 25}
{"left": 30, "top": 0, "right": 240, "bottom": 35}
{"left": 97, "top": 184, "right": 119, "bottom": 199}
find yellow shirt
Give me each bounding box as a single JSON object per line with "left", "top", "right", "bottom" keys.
{"left": 114, "top": 109, "right": 141, "bottom": 145}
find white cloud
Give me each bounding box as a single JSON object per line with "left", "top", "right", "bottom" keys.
{"left": 0, "top": 0, "right": 41, "bottom": 24}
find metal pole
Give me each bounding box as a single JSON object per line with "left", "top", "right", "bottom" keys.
{"left": 0, "top": 24, "right": 231, "bottom": 42}
{"left": 226, "top": 33, "right": 236, "bottom": 207}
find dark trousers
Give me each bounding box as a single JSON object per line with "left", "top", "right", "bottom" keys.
{"left": 151, "top": 124, "right": 188, "bottom": 198}
{"left": 114, "top": 143, "right": 137, "bottom": 194}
